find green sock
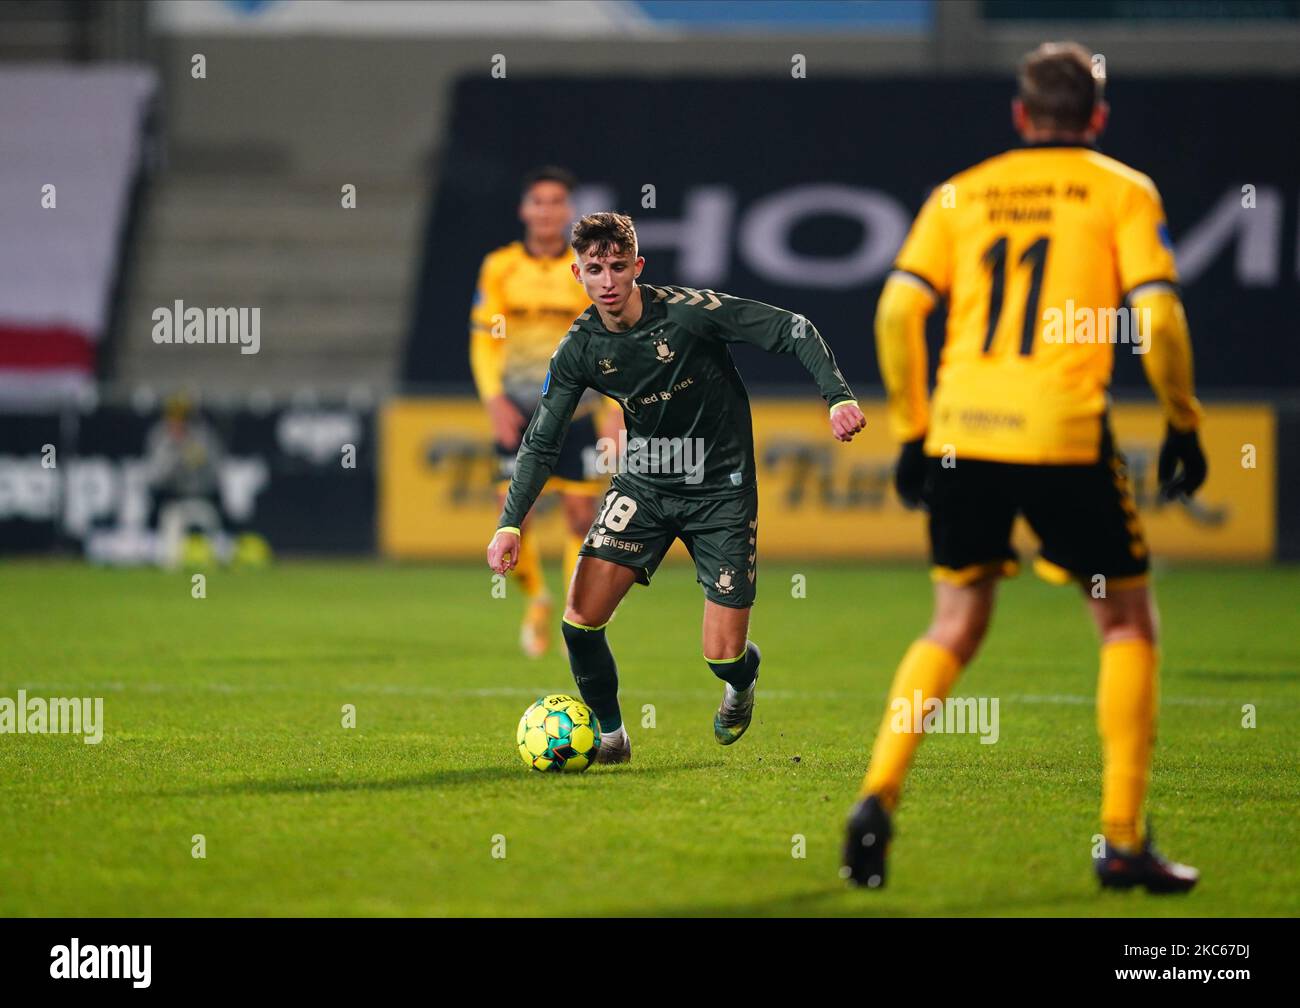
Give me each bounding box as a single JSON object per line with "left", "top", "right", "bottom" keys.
{"left": 707, "top": 640, "right": 760, "bottom": 692}
{"left": 561, "top": 619, "right": 622, "bottom": 734}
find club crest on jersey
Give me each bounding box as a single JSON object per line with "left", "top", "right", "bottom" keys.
{"left": 599, "top": 357, "right": 618, "bottom": 374}
{"left": 652, "top": 336, "right": 675, "bottom": 363}
{"left": 715, "top": 565, "right": 737, "bottom": 594}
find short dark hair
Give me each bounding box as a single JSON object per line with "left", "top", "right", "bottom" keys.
{"left": 521, "top": 165, "right": 577, "bottom": 197}
{"left": 1018, "top": 41, "right": 1102, "bottom": 132}
{"left": 571, "top": 212, "right": 638, "bottom": 258}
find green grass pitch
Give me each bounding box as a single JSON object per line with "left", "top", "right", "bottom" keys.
{"left": 1, "top": 559, "right": 1296, "bottom": 917}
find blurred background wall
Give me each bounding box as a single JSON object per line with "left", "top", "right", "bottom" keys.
{"left": 1, "top": 0, "right": 1297, "bottom": 560}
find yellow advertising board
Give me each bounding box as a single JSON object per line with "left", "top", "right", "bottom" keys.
{"left": 381, "top": 398, "right": 1274, "bottom": 563}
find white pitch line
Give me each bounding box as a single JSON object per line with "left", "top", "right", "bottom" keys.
{"left": 5, "top": 681, "right": 1273, "bottom": 708}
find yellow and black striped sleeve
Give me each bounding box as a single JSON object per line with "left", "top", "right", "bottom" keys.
{"left": 892, "top": 185, "right": 954, "bottom": 300}
{"left": 875, "top": 186, "right": 950, "bottom": 443}
{"left": 1116, "top": 179, "right": 1202, "bottom": 431}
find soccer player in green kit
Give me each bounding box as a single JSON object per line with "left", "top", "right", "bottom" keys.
{"left": 487, "top": 212, "right": 866, "bottom": 764}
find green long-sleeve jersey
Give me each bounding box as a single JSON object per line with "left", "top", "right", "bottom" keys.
{"left": 498, "top": 284, "right": 856, "bottom": 530}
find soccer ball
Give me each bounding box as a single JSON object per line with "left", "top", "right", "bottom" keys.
{"left": 517, "top": 694, "right": 601, "bottom": 772}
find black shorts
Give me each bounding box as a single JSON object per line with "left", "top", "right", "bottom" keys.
{"left": 578, "top": 474, "right": 759, "bottom": 608}
{"left": 925, "top": 424, "right": 1149, "bottom": 589}
{"left": 496, "top": 405, "right": 600, "bottom": 488}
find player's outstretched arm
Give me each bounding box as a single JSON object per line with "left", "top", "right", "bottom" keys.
{"left": 708, "top": 291, "right": 863, "bottom": 440}
{"left": 875, "top": 271, "right": 938, "bottom": 508}
{"left": 486, "top": 338, "right": 588, "bottom": 571}
{"left": 1130, "top": 285, "right": 1207, "bottom": 500}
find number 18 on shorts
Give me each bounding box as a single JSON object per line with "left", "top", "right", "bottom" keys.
{"left": 578, "top": 476, "right": 759, "bottom": 608}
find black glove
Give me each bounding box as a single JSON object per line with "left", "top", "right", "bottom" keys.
{"left": 894, "top": 437, "right": 928, "bottom": 509}
{"left": 1157, "top": 424, "right": 1207, "bottom": 501}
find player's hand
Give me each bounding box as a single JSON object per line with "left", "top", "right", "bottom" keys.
{"left": 487, "top": 528, "right": 520, "bottom": 574}
{"left": 1157, "top": 424, "right": 1207, "bottom": 501}
{"left": 487, "top": 395, "right": 526, "bottom": 451}
{"left": 830, "top": 402, "right": 866, "bottom": 442}
{"left": 894, "top": 437, "right": 928, "bottom": 509}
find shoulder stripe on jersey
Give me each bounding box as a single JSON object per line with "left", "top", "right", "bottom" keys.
{"left": 889, "top": 268, "right": 942, "bottom": 300}
{"left": 1123, "top": 277, "right": 1180, "bottom": 302}
{"left": 649, "top": 285, "right": 723, "bottom": 310}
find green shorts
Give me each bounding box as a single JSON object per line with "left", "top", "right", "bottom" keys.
{"left": 578, "top": 475, "right": 758, "bottom": 608}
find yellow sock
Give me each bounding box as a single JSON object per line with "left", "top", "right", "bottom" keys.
{"left": 513, "top": 532, "right": 545, "bottom": 600}
{"left": 1098, "top": 638, "right": 1158, "bottom": 851}
{"left": 861, "top": 639, "right": 962, "bottom": 811}
{"left": 564, "top": 533, "right": 584, "bottom": 591}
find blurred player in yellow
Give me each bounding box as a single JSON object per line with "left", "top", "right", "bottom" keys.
{"left": 471, "top": 167, "right": 615, "bottom": 657}
{"left": 842, "top": 43, "right": 1206, "bottom": 893}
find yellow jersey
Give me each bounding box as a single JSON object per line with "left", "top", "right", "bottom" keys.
{"left": 893, "top": 145, "right": 1179, "bottom": 464}
{"left": 469, "top": 241, "right": 594, "bottom": 411}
